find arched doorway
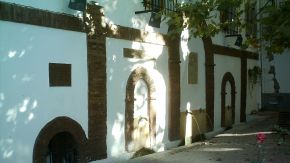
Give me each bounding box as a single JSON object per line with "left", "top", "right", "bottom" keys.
{"left": 125, "top": 67, "right": 156, "bottom": 152}
{"left": 33, "top": 117, "right": 87, "bottom": 163}
{"left": 221, "top": 72, "right": 236, "bottom": 127}
{"left": 47, "top": 132, "right": 78, "bottom": 163}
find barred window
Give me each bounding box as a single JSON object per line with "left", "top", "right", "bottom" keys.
{"left": 245, "top": 1, "right": 257, "bottom": 37}
{"left": 220, "top": 7, "right": 240, "bottom": 35}
{"left": 272, "top": 0, "right": 285, "bottom": 7}
{"left": 136, "top": 0, "right": 177, "bottom": 28}
{"left": 142, "top": 0, "right": 177, "bottom": 14}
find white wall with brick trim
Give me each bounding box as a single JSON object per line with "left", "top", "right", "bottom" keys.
{"left": 105, "top": 37, "right": 170, "bottom": 160}
{"left": 180, "top": 29, "right": 206, "bottom": 112}
{"left": 0, "top": 20, "right": 88, "bottom": 163}
{"left": 214, "top": 55, "right": 241, "bottom": 130}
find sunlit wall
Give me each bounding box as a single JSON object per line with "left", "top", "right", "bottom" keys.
{"left": 214, "top": 55, "right": 241, "bottom": 130}
{"left": 180, "top": 29, "right": 206, "bottom": 112}
{"left": 0, "top": 20, "right": 88, "bottom": 163}
{"left": 105, "top": 37, "right": 169, "bottom": 160}
{"left": 0, "top": 0, "right": 80, "bottom": 15}
{"left": 95, "top": 0, "right": 168, "bottom": 34}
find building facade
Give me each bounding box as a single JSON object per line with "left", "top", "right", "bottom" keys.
{"left": 0, "top": 0, "right": 261, "bottom": 162}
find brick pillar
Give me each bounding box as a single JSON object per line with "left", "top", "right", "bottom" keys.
{"left": 240, "top": 57, "right": 247, "bottom": 122}
{"left": 202, "top": 37, "right": 215, "bottom": 131}
{"left": 167, "top": 38, "right": 181, "bottom": 141}
{"left": 85, "top": 4, "right": 107, "bottom": 161}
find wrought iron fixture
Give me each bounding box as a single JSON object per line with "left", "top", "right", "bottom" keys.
{"left": 68, "top": 0, "right": 86, "bottom": 11}
{"left": 234, "top": 35, "right": 243, "bottom": 47}
{"left": 149, "top": 12, "right": 161, "bottom": 28}
{"left": 225, "top": 34, "right": 243, "bottom": 47}
{"left": 135, "top": 0, "right": 177, "bottom": 28}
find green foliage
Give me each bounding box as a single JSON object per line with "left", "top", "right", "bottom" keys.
{"left": 273, "top": 125, "right": 290, "bottom": 146}
{"left": 274, "top": 125, "right": 290, "bottom": 136}
{"left": 243, "top": 0, "right": 290, "bottom": 55}
{"left": 248, "top": 66, "right": 262, "bottom": 91}
{"left": 164, "top": 0, "right": 290, "bottom": 55}
{"left": 165, "top": 0, "right": 243, "bottom": 38}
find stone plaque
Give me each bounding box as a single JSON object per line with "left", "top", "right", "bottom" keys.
{"left": 49, "top": 63, "right": 71, "bottom": 87}
{"left": 188, "top": 52, "right": 198, "bottom": 84}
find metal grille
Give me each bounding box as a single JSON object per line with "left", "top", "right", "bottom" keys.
{"left": 143, "top": 0, "right": 177, "bottom": 14}
{"left": 272, "top": 0, "right": 285, "bottom": 7}
{"left": 245, "top": 1, "right": 257, "bottom": 37}
{"left": 260, "top": 0, "right": 285, "bottom": 12}
{"left": 47, "top": 149, "right": 79, "bottom": 163}
{"left": 222, "top": 7, "right": 240, "bottom": 35}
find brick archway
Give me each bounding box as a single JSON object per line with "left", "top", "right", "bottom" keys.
{"left": 33, "top": 117, "right": 87, "bottom": 163}
{"left": 125, "top": 67, "right": 156, "bottom": 152}
{"left": 221, "top": 72, "right": 236, "bottom": 127}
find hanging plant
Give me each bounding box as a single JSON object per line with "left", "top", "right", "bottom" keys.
{"left": 248, "top": 66, "right": 262, "bottom": 91}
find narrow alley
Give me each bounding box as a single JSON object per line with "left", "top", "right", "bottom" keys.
{"left": 129, "top": 111, "right": 290, "bottom": 163}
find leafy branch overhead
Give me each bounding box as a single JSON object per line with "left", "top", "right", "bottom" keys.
{"left": 165, "top": 0, "right": 243, "bottom": 38}
{"left": 259, "top": 0, "right": 290, "bottom": 55}
{"left": 164, "top": 0, "right": 290, "bottom": 55}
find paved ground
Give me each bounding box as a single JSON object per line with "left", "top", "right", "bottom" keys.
{"left": 128, "top": 111, "right": 290, "bottom": 163}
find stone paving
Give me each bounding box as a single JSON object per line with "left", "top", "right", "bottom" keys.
{"left": 128, "top": 111, "right": 290, "bottom": 163}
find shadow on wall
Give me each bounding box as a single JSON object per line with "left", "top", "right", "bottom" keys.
{"left": 97, "top": 0, "right": 152, "bottom": 30}
{"left": 104, "top": 16, "right": 168, "bottom": 156}
{"left": 0, "top": 24, "right": 39, "bottom": 161}
{"left": 0, "top": 95, "right": 38, "bottom": 160}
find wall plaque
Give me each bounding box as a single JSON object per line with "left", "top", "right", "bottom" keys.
{"left": 49, "top": 63, "right": 71, "bottom": 87}
{"left": 188, "top": 52, "right": 198, "bottom": 84}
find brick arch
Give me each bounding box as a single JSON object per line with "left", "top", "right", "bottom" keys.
{"left": 125, "top": 67, "right": 156, "bottom": 151}
{"left": 221, "top": 72, "right": 236, "bottom": 127}
{"left": 33, "top": 116, "right": 87, "bottom": 163}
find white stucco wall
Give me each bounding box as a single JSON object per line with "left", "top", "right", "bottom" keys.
{"left": 96, "top": 0, "right": 168, "bottom": 34}
{"left": 105, "top": 38, "right": 169, "bottom": 161}
{"left": 262, "top": 50, "right": 290, "bottom": 93}
{"left": 247, "top": 59, "right": 261, "bottom": 114}
{"left": 214, "top": 55, "right": 241, "bottom": 130}
{"left": 273, "top": 51, "right": 290, "bottom": 93}
{"left": 1, "top": 0, "right": 80, "bottom": 15}
{"left": 180, "top": 30, "right": 206, "bottom": 112}
{"left": 0, "top": 21, "right": 88, "bottom": 163}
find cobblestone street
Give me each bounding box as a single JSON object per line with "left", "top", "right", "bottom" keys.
{"left": 129, "top": 111, "right": 290, "bottom": 163}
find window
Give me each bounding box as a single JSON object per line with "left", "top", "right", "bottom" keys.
{"left": 136, "top": 0, "right": 177, "bottom": 28}
{"left": 49, "top": 63, "right": 71, "bottom": 87}
{"left": 220, "top": 7, "right": 240, "bottom": 35}
{"left": 188, "top": 52, "right": 198, "bottom": 84}
{"left": 142, "top": 0, "right": 177, "bottom": 14}
{"left": 272, "top": 0, "right": 285, "bottom": 8}
{"left": 245, "top": 1, "right": 257, "bottom": 37}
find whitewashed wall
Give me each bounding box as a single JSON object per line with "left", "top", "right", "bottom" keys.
{"left": 214, "top": 55, "right": 241, "bottom": 129}
{"left": 0, "top": 21, "right": 88, "bottom": 163}
{"left": 262, "top": 50, "right": 290, "bottom": 93}
{"left": 105, "top": 38, "right": 169, "bottom": 161}
{"left": 0, "top": 1, "right": 264, "bottom": 162}
{"left": 247, "top": 59, "right": 261, "bottom": 114}
{"left": 96, "top": 0, "right": 168, "bottom": 34}
{"left": 180, "top": 30, "right": 206, "bottom": 112}
{"left": 1, "top": 0, "right": 80, "bottom": 15}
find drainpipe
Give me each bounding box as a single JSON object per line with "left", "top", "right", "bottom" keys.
{"left": 258, "top": 0, "right": 264, "bottom": 110}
